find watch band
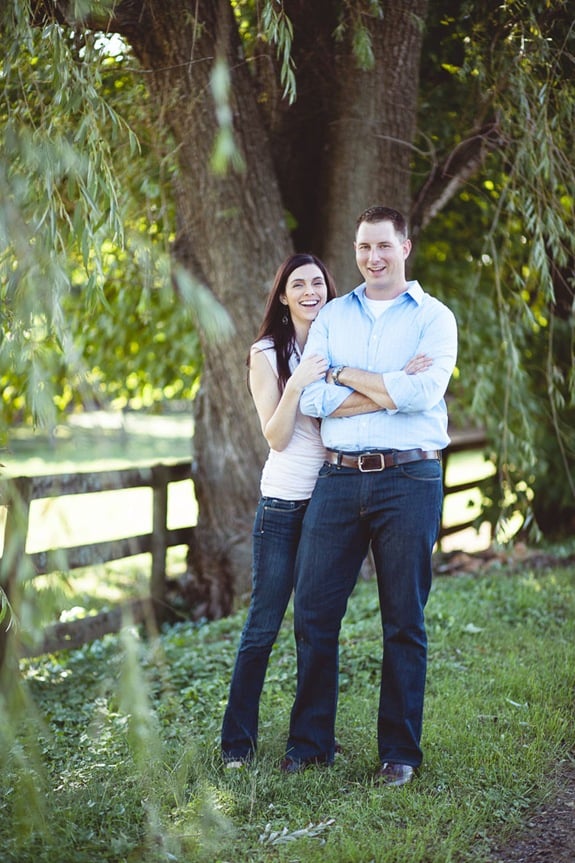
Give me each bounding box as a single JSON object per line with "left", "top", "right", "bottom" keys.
{"left": 333, "top": 365, "right": 346, "bottom": 386}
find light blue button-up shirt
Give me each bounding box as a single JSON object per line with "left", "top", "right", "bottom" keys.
{"left": 300, "top": 280, "right": 458, "bottom": 452}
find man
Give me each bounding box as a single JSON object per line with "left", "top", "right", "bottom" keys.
{"left": 282, "top": 206, "right": 458, "bottom": 786}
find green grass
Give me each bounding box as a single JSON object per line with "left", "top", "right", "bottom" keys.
{"left": 1, "top": 561, "right": 574, "bottom": 863}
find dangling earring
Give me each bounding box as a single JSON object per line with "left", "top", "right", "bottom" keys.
{"left": 282, "top": 311, "right": 289, "bottom": 325}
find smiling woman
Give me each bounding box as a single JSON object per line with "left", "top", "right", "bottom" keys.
{"left": 220, "top": 252, "right": 337, "bottom": 767}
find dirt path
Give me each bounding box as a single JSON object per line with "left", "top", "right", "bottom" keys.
{"left": 489, "top": 760, "right": 575, "bottom": 862}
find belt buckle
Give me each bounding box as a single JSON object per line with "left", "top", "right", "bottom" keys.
{"left": 358, "top": 452, "right": 385, "bottom": 473}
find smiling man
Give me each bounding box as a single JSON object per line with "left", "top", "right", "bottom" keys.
{"left": 355, "top": 211, "right": 412, "bottom": 299}
{"left": 282, "top": 206, "right": 458, "bottom": 786}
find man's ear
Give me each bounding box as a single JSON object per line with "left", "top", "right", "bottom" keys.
{"left": 403, "top": 239, "right": 412, "bottom": 259}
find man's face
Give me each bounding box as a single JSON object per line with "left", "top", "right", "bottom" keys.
{"left": 354, "top": 219, "right": 411, "bottom": 299}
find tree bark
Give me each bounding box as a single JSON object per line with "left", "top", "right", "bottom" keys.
{"left": 318, "top": 0, "right": 429, "bottom": 289}
{"left": 257, "top": 0, "right": 340, "bottom": 255}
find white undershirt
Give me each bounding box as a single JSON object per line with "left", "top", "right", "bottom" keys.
{"left": 364, "top": 297, "right": 396, "bottom": 318}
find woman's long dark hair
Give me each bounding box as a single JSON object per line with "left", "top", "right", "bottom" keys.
{"left": 248, "top": 253, "right": 337, "bottom": 392}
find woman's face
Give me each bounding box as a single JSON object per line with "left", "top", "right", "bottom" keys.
{"left": 280, "top": 264, "right": 328, "bottom": 327}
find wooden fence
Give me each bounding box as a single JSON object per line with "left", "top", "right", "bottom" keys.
{"left": 0, "top": 429, "right": 488, "bottom": 665}
{"left": 440, "top": 426, "right": 490, "bottom": 539}
{"left": 0, "top": 462, "right": 194, "bottom": 666}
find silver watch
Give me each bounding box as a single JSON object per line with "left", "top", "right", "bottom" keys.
{"left": 333, "top": 365, "right": 346, "bottom": 386}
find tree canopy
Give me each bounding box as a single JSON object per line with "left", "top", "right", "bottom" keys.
{"left": 1, "top": 1, "right": 574, "bottom": 611}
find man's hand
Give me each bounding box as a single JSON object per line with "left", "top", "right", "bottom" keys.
{"left": 404, "top": 354, "right": 432, "bottom": 375}
{"left": 325, "top": 367, "right": 337, "bottom": 385}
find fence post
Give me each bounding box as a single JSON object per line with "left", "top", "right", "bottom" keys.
{"left": 0, "top": 477, "right": 33, "bottom": 679}
{"left": 150, "top": 465, "right": 169, "bottom": 622}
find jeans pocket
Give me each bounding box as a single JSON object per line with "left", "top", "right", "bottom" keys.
{"left": 254, "top": 497, "right": 308, "bottom": 536}
{"left": 399, "top": 459, "right": 443, "bottom": 482}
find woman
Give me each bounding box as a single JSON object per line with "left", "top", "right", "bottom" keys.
{"left": 221, "top": 252, "right": 337, "bottom": 767}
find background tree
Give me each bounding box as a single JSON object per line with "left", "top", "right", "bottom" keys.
{"left": 414, "top": 1, "right": 575, "bottom": 540}
{"left": 1, "top": 1, "right": 574, "bottom": 619}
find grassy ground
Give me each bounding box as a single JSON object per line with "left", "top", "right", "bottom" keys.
{"left": 1, "top": 558, "right": 574, "bottom": 863}
{"left": 4, "top": 413, "right": 568, "bottom": 862}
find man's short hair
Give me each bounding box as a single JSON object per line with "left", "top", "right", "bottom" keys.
{"left": 355, "top": 206, "right": 409, "bottom": 241}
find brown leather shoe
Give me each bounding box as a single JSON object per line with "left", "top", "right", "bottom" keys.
{"left": 375, "top": 762, "right": 414, "bottom": 787}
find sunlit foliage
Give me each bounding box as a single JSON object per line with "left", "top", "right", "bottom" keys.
{"left": 0, "top": 17, "right": 202, "bottom": 430}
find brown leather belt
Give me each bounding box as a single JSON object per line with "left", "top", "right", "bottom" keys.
{"left": 326, "top": 448, "right": 441, "bottom": 473}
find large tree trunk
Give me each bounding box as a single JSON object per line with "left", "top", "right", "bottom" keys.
{"left": 318, "top": 0, "right": 428, "bottom": 288}
{"left": 259, "top": 0, "right": 427, "bottom": 287}
{"left": 113, "top": 0, "right": 293, "bottom": 615}
{"left": 255, "top": 0, "right": 340, "bottom": 256}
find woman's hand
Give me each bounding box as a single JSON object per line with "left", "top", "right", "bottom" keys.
{"left": 288, "top": 353, "right": 329, "bottom": 392}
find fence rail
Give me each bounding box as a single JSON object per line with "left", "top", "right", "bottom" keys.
{"left": 1, "top": 430, "right": 487, "bottom": 665}
{"left": 0, "top": 462, "right": 194, "bottom": 666}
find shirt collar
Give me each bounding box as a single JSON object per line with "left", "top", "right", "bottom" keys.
{"left": 353, "top": 279, "right": 424, "bottom": 305}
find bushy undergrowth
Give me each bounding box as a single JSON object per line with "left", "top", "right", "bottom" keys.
{"left": 1, "top": 560, "right": 574, "bottom": 863}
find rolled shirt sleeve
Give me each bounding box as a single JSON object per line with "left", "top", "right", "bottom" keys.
{"left": 383, "top": 302, "right": 458, "bottom": 413}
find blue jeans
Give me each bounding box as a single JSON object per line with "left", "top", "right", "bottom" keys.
{"left": 286, "top": 457, "right": 443, "bottom": 768}
{"left": 221, "top": 496, "right": 309, "bottom": 759}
